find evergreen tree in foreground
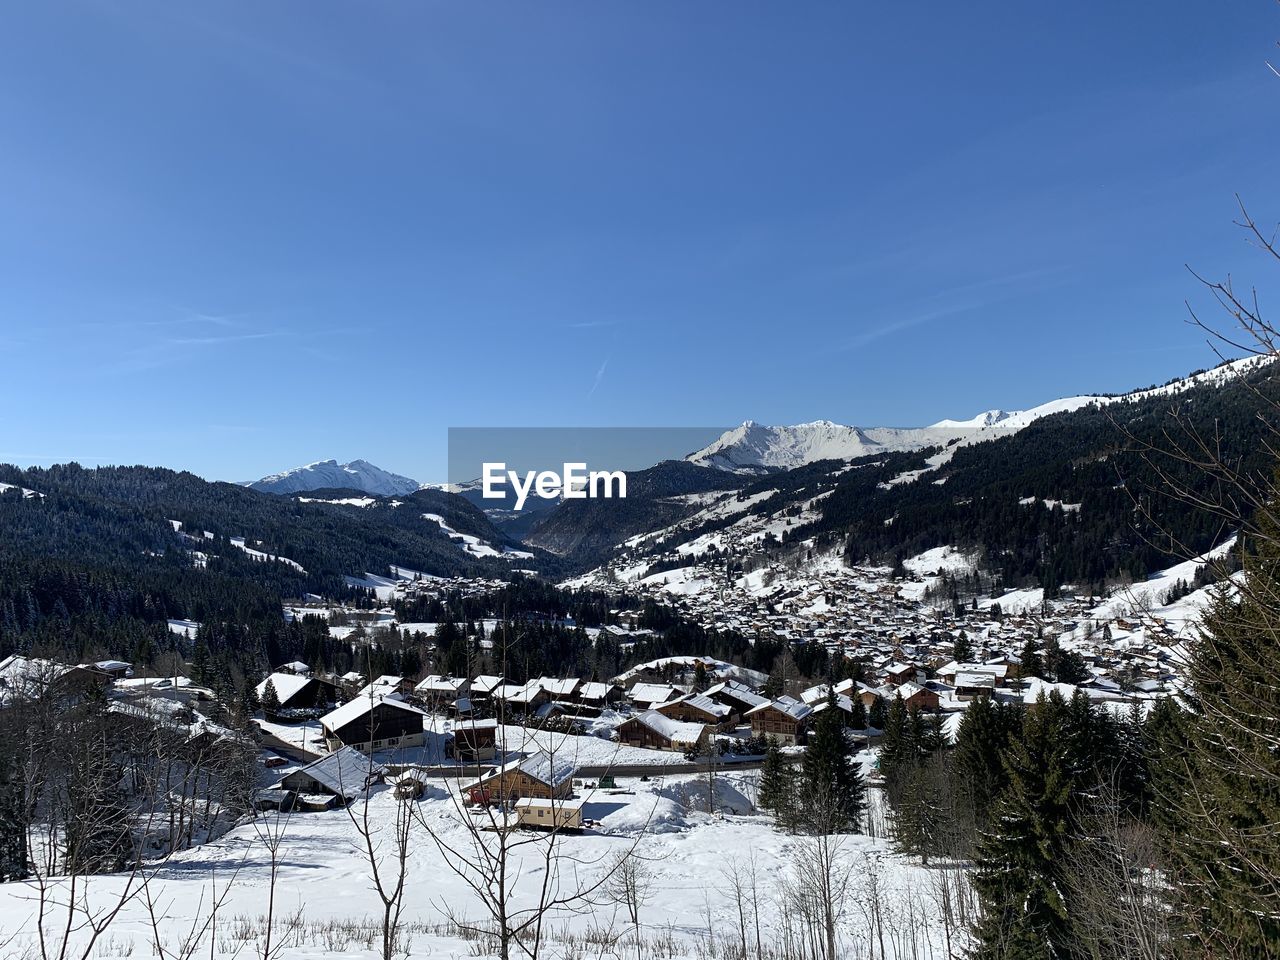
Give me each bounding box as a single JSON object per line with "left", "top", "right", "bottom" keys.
{"left": 757, "top": 736, "right": 797, "bottom": 830}
{"left": 1161, "top": 509, "right": 1280, "bottom": 956}
{"left": 260, "top": 677, "right": 280, "bottom": 715}
{"left": 799, "top": 691, "right": 866, "bottom": 833}
{"left": 971, "top": 693, "right": 1078, "bottom": 960}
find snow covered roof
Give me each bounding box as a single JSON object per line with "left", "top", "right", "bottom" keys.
{"left": 746, "top": 695, "right": 813, "bottom": 721}
{"left": 353, "top": 675, "right": 405, "bottom": 700}
{"left": 812, "top": 693, "right": 855, "bottom": 715}
{"left": 895, "top": 681, "right": 929, "bottom": 699}
{"left": 629, "top": 710, "right": 707, "bottom": 746}
{"left": 256, "top": 672, "right": 314, "bottom": 706}
{"left": 657, "top": 693, "right": 730, "bottom": 720}
{"left": 282, "top": 746, "right": 383, "bottom": 796}
{"left": 577, "top": 681, "right": 614, "bottom": 701}
{"left": 611, "top": 655, "right": 768, "bottom": 688}
{"left": 539, "top": 677, "right": 580, "bottom": 698}
{"left": 628, "top": 682, "right": 683, "bottom": 705}
{"left": 703, "top": 680, "right": 769, "bottom": 710}
{"left": 320, "top": 694, "right": 425, "bottom": 734}
{"left": 936, "top": 661, "right": 1008, "bottom": 679}
{"left": 481, "top": 751, "right": 576, "bottom": 788}
{"left": 471, "top": 675, "right": 506, "bottom": 694}
{"left": 414, "top": 674, "right": 466, "bottom": 694}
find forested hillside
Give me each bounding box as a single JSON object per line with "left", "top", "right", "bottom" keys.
{"left": 0, "top": 464, "right": 545, "bottom": 666}
{"left": 789, "top": 360, "right": 1279, "bottom": 594}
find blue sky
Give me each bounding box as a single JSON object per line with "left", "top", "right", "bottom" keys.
{"left": 2, "top": 2, "right": 1278, "bottom": 482}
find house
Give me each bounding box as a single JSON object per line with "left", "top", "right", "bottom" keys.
{"left": 320, "top": 695, "right": 426, "bottom": 753}
{"left": 704, "top": 680, "right": 769, "bottom": 719}
{"left": 811, "top": 693, "right": 857, "bottom": 720}
{"left": 494, "top": 681, "right": 551, "bottom": 714}
{"left": 954, "top": 672, "right": 996, "bottom": 701}
{"left": 575, "top": 681, "right": 624, "bottom": 711}
{"left": 414, "top": 675, "right": 470, "bottom": 707}
{"left": 884, "top": 662, "right": 920, "bottom": 686}
{"left": 451, "top": 718, "right": 500, "bottom": 761}
{"left": 615, "top": 710, "right": 709, "bottom": 753}
{"left": 935, "top": 661, "right": 1009, "bottom": 688}
{"left": 255, "top": 672, "right": 338, "bottom": 715}
{"left": 746, "top": 696, "right": 813, "bottom": 745}
{"left": 515, "top": 797, "right": 585, "bottom": 831}
{"left": 276, "top": 661, "right": 311, "bottom": 676}
{"left": 94, "top": 660, "right": 133, "bottom": 680}
{"left": 895, "top": 681, "right": 941, "bottom": 712}
{"left": 0, "top": 655, "right": 109, "bottom": 705}
{"left": 277, "top": 746, "right": 385, "bottom": 804}
{"left": 466, "top": 751, "right": 575, "bottom": 802}
{"left": 538, "top": 677, "right": 580, "bottom": 701}
{"left": 469, "top": 675, "right": 506, "bottom": 702}
{"left": 627, "top": 682, "right": 683, "bottom": 710}
{"left": 654, "top": 693, "right": 732, "bottom": 730}
{"left": 354, "top": 675, "right": 414, "bottom": 699}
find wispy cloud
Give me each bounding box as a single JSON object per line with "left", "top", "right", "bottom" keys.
{"left": 839, "top": 266, "right": 1069, "bottom": 351}
{"left": 163, "top": 331, "right": 286, "bottom": 348}
{"left": 567, "top": 319, "right": 622, "bottom": 329}
{"left": 587, "top": 357, "right": 610, "bottom": 398}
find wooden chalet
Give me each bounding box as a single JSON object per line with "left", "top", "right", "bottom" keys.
{"left": 320, "top": 695, "right": 425, "bottom": 753}
{"left": 615, "top": 710, "right": 709, "bottom": 753}
{"left": 746, "top": 696, "right": 813, "bottom": 745}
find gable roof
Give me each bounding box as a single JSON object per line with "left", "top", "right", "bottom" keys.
{"left": 628, "top": 682, "right": 683, "bottom": 704}
{"left": 657, "top": 693, "right": 730, "bottom": 720}
{"left": 320, "top": 694, "right": 425, "bottom": 735}
{"left": 746, "top": 695, "right": 813, "bottom": 721}
{"left": 477, "top": 750, "right": 576, "bottom": 788}
{"left": 283, "top": 745, "right": 384, "bottom": 796}
{"left": 255, "top": 672, "right": 314, "bottom": 706}
{"left": 627, "top": 709, "right": 707, "bottom": 746}
{"left": 471, "top": 675, "right": 506, "bottom": 694}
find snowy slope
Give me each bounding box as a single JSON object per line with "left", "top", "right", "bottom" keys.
{"left": 688, "top": 355, "right": 1273, "bottom": 474}
{"left": 246, "top": 459, "right": 420, "bottom": 496}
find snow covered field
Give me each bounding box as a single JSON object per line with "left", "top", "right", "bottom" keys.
{"left": 0, "top": 771, "right": 960, "bottom": 960}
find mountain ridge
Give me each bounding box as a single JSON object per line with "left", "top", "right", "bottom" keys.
{"left": 246, "top": 459, "right": 421, "bottom": 497}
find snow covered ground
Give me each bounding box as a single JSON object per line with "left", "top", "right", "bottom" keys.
{"left": 0, "top": 771, "right": 959, "bottom": 960}
{"left": 423, "top": 513, "right": 534, "bottom": 561}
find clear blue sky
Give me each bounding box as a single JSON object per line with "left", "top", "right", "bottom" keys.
{"left": 2, "top": 2, "right": 1278, "bottom": 482}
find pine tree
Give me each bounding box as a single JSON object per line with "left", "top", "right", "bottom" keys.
{"left": 868, "top": 694, "right": 888, "bottom": 730}
{"left": 970, "top": 693, "right": 1078, "bottom": 960}
{"left": 1018, "top": 638, "right": 1044, "bottom": 681}
{"left": 878, "top": 694, "right": 910, "bottom": 785}
{"left": 894, "top": 750, "right": 949, "bottom": 865}
{"left": 849, "top": 696, "right": 868, "bottom": 730}
{"left": 757, "top": 737, "right": 797, "bottom": 830}
{"left": 799, "top": 692, "right": 866, "bottom": 833}
{"left": 953, "top": 630, "right": 974, "bottom": 664}
{"left": 0, "top": 715, "right": 26, "bottom": 882}
{"left": 1161, "top": 514, "right": 1280, "bottom": 956}
{"left": 952, "top": 697, "right": 1020, "bottom": 830}
{"left": 260, "top": 677, "right": 280, "bottom": 715}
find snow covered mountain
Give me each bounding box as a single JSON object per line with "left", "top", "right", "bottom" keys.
{"left": 688, "top": 356, "right": 1274, "bottom": 474}
{"left": 687, "top": 418, "right": 1009, "bottom": 473}
{"left": 246, "top": 459, "right": 421, "bottom": 496}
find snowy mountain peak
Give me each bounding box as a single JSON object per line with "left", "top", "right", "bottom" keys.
{"left": 689, "top": 356, "right": 1276, "bottom": 475}
{"left": 930, "top": 409, "right": 1013, "bottom": 429}
{"left": 246, "top": 459, "right": 421, "bottom": 497}
{"left": 688, "top": 421, "right": 879, "bottom": 474}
